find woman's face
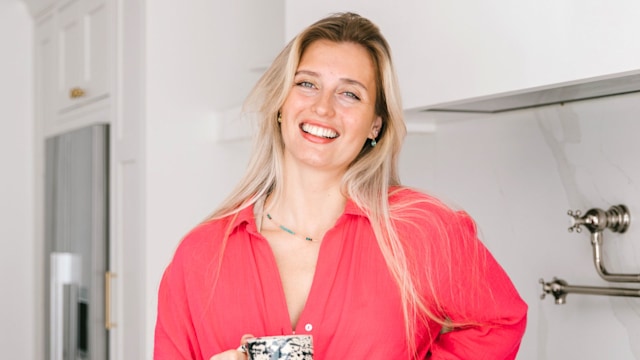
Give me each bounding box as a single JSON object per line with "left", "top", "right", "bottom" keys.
{"left": 279, "top": 39, "right": 382, "bottom": 175}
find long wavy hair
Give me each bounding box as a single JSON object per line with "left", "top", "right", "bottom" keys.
{"left": 207, "top": 12, "right": 456, "bottom": 357}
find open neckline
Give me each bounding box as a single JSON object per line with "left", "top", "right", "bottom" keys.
{"left": 251, "top": 201, "right": 348, "bottom": 332}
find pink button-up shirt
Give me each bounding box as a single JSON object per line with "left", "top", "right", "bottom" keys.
{"left": 154, "top": 188, "right": 527, "bottom": 359}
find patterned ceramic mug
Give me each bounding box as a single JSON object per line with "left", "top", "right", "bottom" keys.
{"left": 242, "top": 334, "right": 313, "bottom": 360}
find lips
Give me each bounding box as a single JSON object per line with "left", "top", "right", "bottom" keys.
{"left": 300, "top": 123, "right": 339, "bottom": 139}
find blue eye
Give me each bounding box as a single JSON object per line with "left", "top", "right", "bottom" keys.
{"left": 344, "top": 91, "right": 361, "bottom": 101}
{"left": 297, "top": 81, "right": 315, "bottom": 88}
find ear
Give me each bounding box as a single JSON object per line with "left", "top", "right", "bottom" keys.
{"left": 369, "top": 116, "right": 383, "bottom": 139}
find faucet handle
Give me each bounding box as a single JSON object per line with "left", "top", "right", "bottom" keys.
{"left": 540, "top": 277, "right": 569, "bottom": 304}
{"left": 539, "top": 278, "right": 547, "bottom": 300}
{"left": 567, "top": 210, "right": 584, "bottom": 233}
{"left": 567, "top": 205, "right": 630, "bottom": 234}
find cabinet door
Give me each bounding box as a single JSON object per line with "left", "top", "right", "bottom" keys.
{"left": 57, "top": 0, "right": 84, "bottom": 111}
{"left": 84, "top": 0, "right": 109, "bottom": 105}
{"left": 57, "top": 0, "right": 109, "bottom": 113}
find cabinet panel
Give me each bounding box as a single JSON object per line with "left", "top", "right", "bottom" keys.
{"left": 56, "top": 0, "right": 109, "bottom": 114}
{"left": 57, "top": 0, "right": 84, "bottom": 111}
{"left": 85, "top": 0, "right": 109, "bottom": 102}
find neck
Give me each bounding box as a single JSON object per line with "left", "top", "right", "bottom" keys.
{"left": 263, "top": 164, "right": 347, "bottom": 239}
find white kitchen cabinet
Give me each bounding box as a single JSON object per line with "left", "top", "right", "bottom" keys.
{"left": 285, "top": 1, "right": 640, "bottom": 112}
{"left": 56, "top": 0, "right": 109, "bottom": 114}
{"left": 31, "top": 0, "right": 111, "bottom": 137}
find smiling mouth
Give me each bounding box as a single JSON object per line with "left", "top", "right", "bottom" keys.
{"left": 301, "top": 123, "right": 339, "bottom": 139}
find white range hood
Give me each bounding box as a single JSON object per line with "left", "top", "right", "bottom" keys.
{"left": 420, "top": 70, "right": 640, "bottom": 114}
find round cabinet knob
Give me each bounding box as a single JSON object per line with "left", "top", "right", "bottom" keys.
{"left": 69, "top": 87, "right": 86, "bottom": 99}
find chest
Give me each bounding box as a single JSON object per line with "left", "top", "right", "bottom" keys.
{"left": 264, "top": 230, "right": 321, "bottom": 329}
{"left": 195, "top": 221, "right": 435, "bottom": 359}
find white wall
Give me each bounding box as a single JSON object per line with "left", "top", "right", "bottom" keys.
{"left": 0, "top": 1, "right": 34, "bottom": 358}
{"left": 143, "top": 0, "right": 284, "bottom": 356}
{"left": 400, "top": 93, "right": 640, "bottom": 359}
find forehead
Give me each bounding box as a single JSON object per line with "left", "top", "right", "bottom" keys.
{"left": 297, "top": 40, "right": 376, "bottom": 87}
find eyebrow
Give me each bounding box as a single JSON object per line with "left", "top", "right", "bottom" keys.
{"left": 295, "top": 70, "right": 369, "bottom": 91}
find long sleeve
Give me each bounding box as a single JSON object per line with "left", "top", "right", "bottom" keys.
{"left": 154, "top": 251, "right": 203, "bottom": 360}
{"left": 427, "top": 211, "right": 527, "bottom": 359}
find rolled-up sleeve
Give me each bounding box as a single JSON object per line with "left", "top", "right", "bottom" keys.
{"left": 428, "top": 211, "right": 527, "bottom": 359}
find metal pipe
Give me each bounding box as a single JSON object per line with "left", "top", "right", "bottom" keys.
{"left": 540, "top": 278, "right": 640, "bottom": 305}
{"left": 568, "top": 205, "right": 640, "bottom": 283}
{"left": 591, "top": 231, "right": 640, "bottom": 282}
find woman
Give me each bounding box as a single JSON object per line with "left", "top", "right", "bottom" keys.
{"left": 154, "top": 12, "right": 527, "bottom": 360}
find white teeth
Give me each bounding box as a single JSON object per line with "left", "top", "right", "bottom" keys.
{"left": 301, "top": 123, "right": 338, "bottom": 139}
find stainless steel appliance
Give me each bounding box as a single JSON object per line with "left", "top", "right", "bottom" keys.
{"left": 44, "top": 124, "right": 109, "bottom": 360}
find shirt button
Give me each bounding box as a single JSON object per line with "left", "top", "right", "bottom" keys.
{"left": 304, "top": 323, "right": 313, "bottom": 332}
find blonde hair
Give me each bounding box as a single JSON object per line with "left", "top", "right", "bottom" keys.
{"left": 208, "top": 12, "right": 456, "bottom": 357}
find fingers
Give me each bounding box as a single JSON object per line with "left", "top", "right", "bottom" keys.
{"left": 240, "top": 333, "right": 255, "bottom": 345}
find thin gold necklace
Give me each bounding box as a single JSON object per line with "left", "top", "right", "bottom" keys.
{"left": 265, "top": 213, "right": 314, "bottom": 242}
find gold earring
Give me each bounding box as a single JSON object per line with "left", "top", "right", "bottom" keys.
{"left": 277, "top": 113, "right": 282, "bottom": 123}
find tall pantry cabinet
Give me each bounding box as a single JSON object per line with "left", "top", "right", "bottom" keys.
{"left": 27, "top": 0, "right": 145, "bottom": 359}
{"left": 26, "top": 0, "right": 285, "bottom": 357}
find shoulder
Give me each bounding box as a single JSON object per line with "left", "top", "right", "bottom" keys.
{"left": 388, "top": 186, "right": 464, "bottom": 219}
{"left": 169, "top": 216, "right": 235, "bottom": 268}
{"left": 158, "top": 215, "right": 242, "bottom": 296}
{"left": 388, "top": 186, "right": 477, "bottom": 240}
{"left": 388, "top": 186, "right": 444, "bottom": 207}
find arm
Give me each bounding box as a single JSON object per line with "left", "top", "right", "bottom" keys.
{"left": 154, "top": 220, "right": 253, "bottom": 360}
{"left": 154, "top": 257, "right": 203, "bottom": 360}
{"left": 428, "top": 212, "right": 527, "bottom": 359}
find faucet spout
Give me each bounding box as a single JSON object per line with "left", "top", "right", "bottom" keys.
{"left": 591, "top": 231, "right": 640, "bottom": 282}
{"left": 540, "top": 277, "right": 640, "bottom": 304}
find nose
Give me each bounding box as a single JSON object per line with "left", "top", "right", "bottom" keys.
{"left": 311, "top": 90, "right": 335, "bottom": 117}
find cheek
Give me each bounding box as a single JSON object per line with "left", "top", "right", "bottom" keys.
{"left": 347, "top": 114, "right": 377, "bottom": 138}
{"left": 282, "top": 91, "right": 310, "bottom": 113}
